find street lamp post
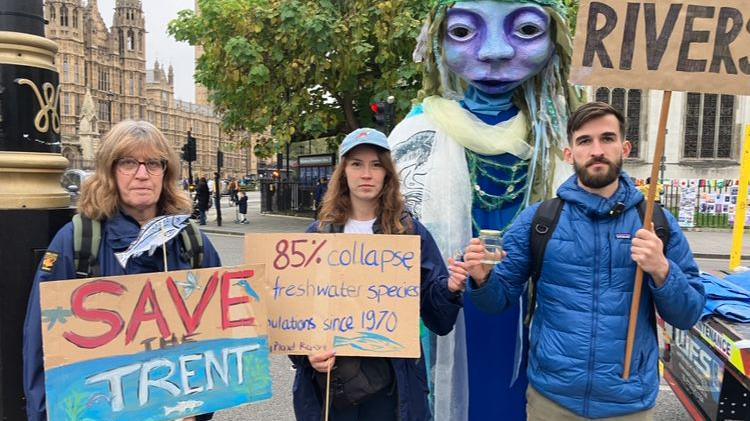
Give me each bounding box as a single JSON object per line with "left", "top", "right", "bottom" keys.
{"left": 0, "top": 1, "right": 73, "bottom": 418}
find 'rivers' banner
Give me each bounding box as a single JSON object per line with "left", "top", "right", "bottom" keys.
{"left": 39, "top": 265, "right": 271, "bottom": 421}
{"left": 246, "top": 233, "right": 421, "bottom": 358}
{"left": 570, "top": 0, "right": 750, "bottom": 95}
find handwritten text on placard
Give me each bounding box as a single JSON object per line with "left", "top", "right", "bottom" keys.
{"left": 246, "top": 233, "right": 421, "bottom": 358}
{"left": 570, "top": 1, "right": 750, "bottom": 95}
{"left": 39, "top": 265, "right": 272, "bottom": 421}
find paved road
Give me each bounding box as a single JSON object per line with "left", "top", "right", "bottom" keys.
{"left": 200, "top": 193, "right": 696, "bottom": 420}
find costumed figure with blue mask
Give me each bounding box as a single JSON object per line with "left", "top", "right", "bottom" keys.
{"left": 387, "top": 1, "right": 581, "bottom": 419}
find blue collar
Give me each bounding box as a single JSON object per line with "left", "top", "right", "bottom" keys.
{"left": 461, "top": 86, "right": 514, "bottom": 117}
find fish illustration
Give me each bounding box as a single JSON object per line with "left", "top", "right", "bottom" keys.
{"left": 164, "top": 399, "right": 204, "bottom": 416}
{"left": 85, "top": 393, "right": 111, "bottom": 408}
{"left": 234, "top": 279, "right": 260, "bottom": 301}
{"left": 333, "top": 331, "right": 405, "bottom": 353}
{"left": 175, "top": 271, "right": 201, "bottom": 299}
{"left": 114, "top": 215, "right": 190, "bottom": 268}
{"left": 41, "top": 306, "right": 73, "bottom": 331}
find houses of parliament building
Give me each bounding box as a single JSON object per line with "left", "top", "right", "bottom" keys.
{"left": 43, "top": 0, "right": 259, "bottom": 179}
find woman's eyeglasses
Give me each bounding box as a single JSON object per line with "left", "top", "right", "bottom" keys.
{"left": 116, "top": 158, "right": 167, "bottom": 175}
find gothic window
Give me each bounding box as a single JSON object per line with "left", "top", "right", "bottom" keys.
{"left": 683, "top": 93, "right": 736, "bottom": 159}
{"left": 60, "top": 5, "right": 68, "bottom": 27}
{"left": 594, "top": 87, "right": 644, "bottom": 158}
{"left": 98, "top": 101, "right": 108, "bottom": 122}
{"left": 72, "top": 9, "right": 78, "bottom": 28}
{"left": 98, "top": 68, "right": 110, "bottom": 91}
{"left": 118, "top": 29, "right": 124, "bottom": 55}
{"left": 127, "top": 30, "right": 135, "bottom": 51}
{"left": 130, "top": 76, "right": 135, "bottom": 96}
{"left": 74, "top": 58, "right": 80, "bottom": 83}
{"left": 138, "top": 32, "right": 143, "bottom": 52}
{"left": 62, "top": 56, "right": 69, "bottom": 82}
{"left": 49, "top": 5, "right": 56, "bottom": 21}
{"left": 63, "top": 93, "right": 70, "bottom": 115}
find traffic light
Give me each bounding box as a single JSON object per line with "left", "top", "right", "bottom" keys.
{"left": 180, "top": 143, "right": 189, "bottom": 161}
{"left": 371, "top": 99, "right": 396, "bottom": 134}
{"left": 371, "top": 102, "right": 387, "bottom": 131}
{"left": 186, "top": 131, "right": 197, "bottom": 162}
{"left": 217, "top": 150, "right": 224, "bottom": 168}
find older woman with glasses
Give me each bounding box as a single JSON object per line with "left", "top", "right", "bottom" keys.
{"left": 22, "top": 120, "right": 221, "bottom": 421}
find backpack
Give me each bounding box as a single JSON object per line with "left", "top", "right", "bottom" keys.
{"left": 72, "top": 214, "right": 204, "bottom": 278}
{"left": 526, "top": 198, "right": 671, "bottom": 325}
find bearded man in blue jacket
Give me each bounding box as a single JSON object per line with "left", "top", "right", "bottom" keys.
{"left": 456, "top": 101, "right": 706, "bottom": 419}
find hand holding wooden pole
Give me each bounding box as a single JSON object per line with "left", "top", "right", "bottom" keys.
{"left": 623, "top": 90, "right": 672, "bottom": 379}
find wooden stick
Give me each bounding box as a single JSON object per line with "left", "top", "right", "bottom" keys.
{"left": 324, "top": 357, "right": 333, "bottom": 421}
{"left": 623, "top": 90, "right": 672, "bottom": 379}
{"left": 161, "top": 219, "right": 169, "bottom": 272}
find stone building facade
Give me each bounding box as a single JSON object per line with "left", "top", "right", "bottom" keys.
{"left": 43, "top": 0, "right": 260, "bottom": 179}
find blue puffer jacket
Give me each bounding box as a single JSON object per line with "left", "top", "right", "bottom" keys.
{"left": 470, "top": 174, "right": 705, "bottom": 418}
{"left": 23, "top": 211, "right": 221, "bottom": 421}
{"left": 291, "top": 217, "right": 462, "bottom": 421}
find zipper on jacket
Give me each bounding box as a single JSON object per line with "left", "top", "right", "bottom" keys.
{"left": 583, "top": 219, "right": 601, "bottom": 417}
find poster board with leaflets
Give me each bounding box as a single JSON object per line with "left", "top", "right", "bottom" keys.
{"left": 245, "top": 233, "right": 421, "bottom": 358}
{"left": 39, "top": 265, "right": 271, "bottom": 421}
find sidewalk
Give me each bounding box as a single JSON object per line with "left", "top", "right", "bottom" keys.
{"left": 198, "top": 192, "right": 750, "bottom": 260}
{"left": 199, "top": 192, "right": 313, "bottom": 235}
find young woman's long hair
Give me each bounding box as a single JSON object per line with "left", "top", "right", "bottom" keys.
{"left": 78, "top": 120, "right": 192, "bottom": 220}
{"left": 317, "top": 147, "right": 409, "bottom": 234}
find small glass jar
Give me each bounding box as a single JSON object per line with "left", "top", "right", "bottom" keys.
{"left": 479, "top": 229, "right": 503, "bottom": 264}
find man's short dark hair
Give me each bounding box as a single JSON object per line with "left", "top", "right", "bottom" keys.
{"left": 567, "top": 102, "right": 626, "bottom": 143}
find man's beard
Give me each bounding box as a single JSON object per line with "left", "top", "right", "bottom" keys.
{"left": 573, "top": 155, "right": 623, "bottom": 189}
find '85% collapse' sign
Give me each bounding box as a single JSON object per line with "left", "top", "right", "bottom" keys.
{"left": 246, "top": 233, "right": 421, "bottom": 358}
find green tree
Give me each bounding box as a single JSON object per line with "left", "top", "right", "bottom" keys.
{"left": 169, "top": 0, "right": 431, "bottom": 157}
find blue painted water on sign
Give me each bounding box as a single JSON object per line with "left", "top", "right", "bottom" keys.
{"left": 45, "top": 336, "right": 272, "bottom": 421}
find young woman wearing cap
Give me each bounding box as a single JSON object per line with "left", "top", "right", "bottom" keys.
{"left": 290, "top": 128, "right": 465, "bottom": 421}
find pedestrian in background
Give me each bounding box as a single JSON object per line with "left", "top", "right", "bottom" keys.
{"left": 292, "top": 128, "right": 465, "bottom": 421}
{"left": 228, "top": 178, "right": 239, "bottom": 205}
{"left": 238, "top": 190, "right": 248, "bottom": 224}
{"left": 195, "top": 176, "right": 210, "bottom": 225}
{"left": 23, "top": 120, "right": 221, "bottom": 421}
{"left": 457, "top": 102, "right": 705, "bottom": 420}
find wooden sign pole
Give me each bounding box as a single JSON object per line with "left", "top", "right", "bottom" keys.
{"left": 623, "top": 90, "right": 672, "bottom": 380}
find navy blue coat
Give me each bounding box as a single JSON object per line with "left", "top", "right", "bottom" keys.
{"left": 291, "top": 218, "right": 462, "bottom": 421}
{"left": 23, "top": 211, "right": 221, "bottom": 421}
{"left": 238, "top": 195, "right": 248, "bottom": 214}
{"left": 470, "top": 174, "right": 705, "bottom": 418}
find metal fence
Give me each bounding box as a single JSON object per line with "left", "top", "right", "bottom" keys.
{"left": 660, "top": 184, "right": 736, "bottom": 229}
{"left": 259, "top": 181, "right": 315, "bottom": 216}
{"left": 259, "top": 179, "right": 741, "bottom": 229}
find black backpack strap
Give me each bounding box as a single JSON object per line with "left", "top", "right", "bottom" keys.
{"left": 526, "top": 198, "right": 564, "bottom": 326}
{"left": 179, "top": 220, "right": 204, "bottom": 269}
{"left": 636, "top": 201, "right": 670, "bottom": 255}
{"left": 73, "top": 214, "right": 101, "bottom": 278}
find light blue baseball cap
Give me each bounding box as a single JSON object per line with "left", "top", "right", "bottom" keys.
{"left": 338, "top": 128, "right": 390, "bottom": 157}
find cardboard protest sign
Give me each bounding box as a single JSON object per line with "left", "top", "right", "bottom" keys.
{"left": 245, "top": 233, "right": 421, "bottom": 358}
{"left": 571, "top": 0, "right": 750, "bottom": 95}
{"left": 39, "top": 265, "right": 271, "bottom": 421}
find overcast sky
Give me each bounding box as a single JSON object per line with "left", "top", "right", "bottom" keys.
{"left": 98, "top": 0, "right": 196, "bottom": 102}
